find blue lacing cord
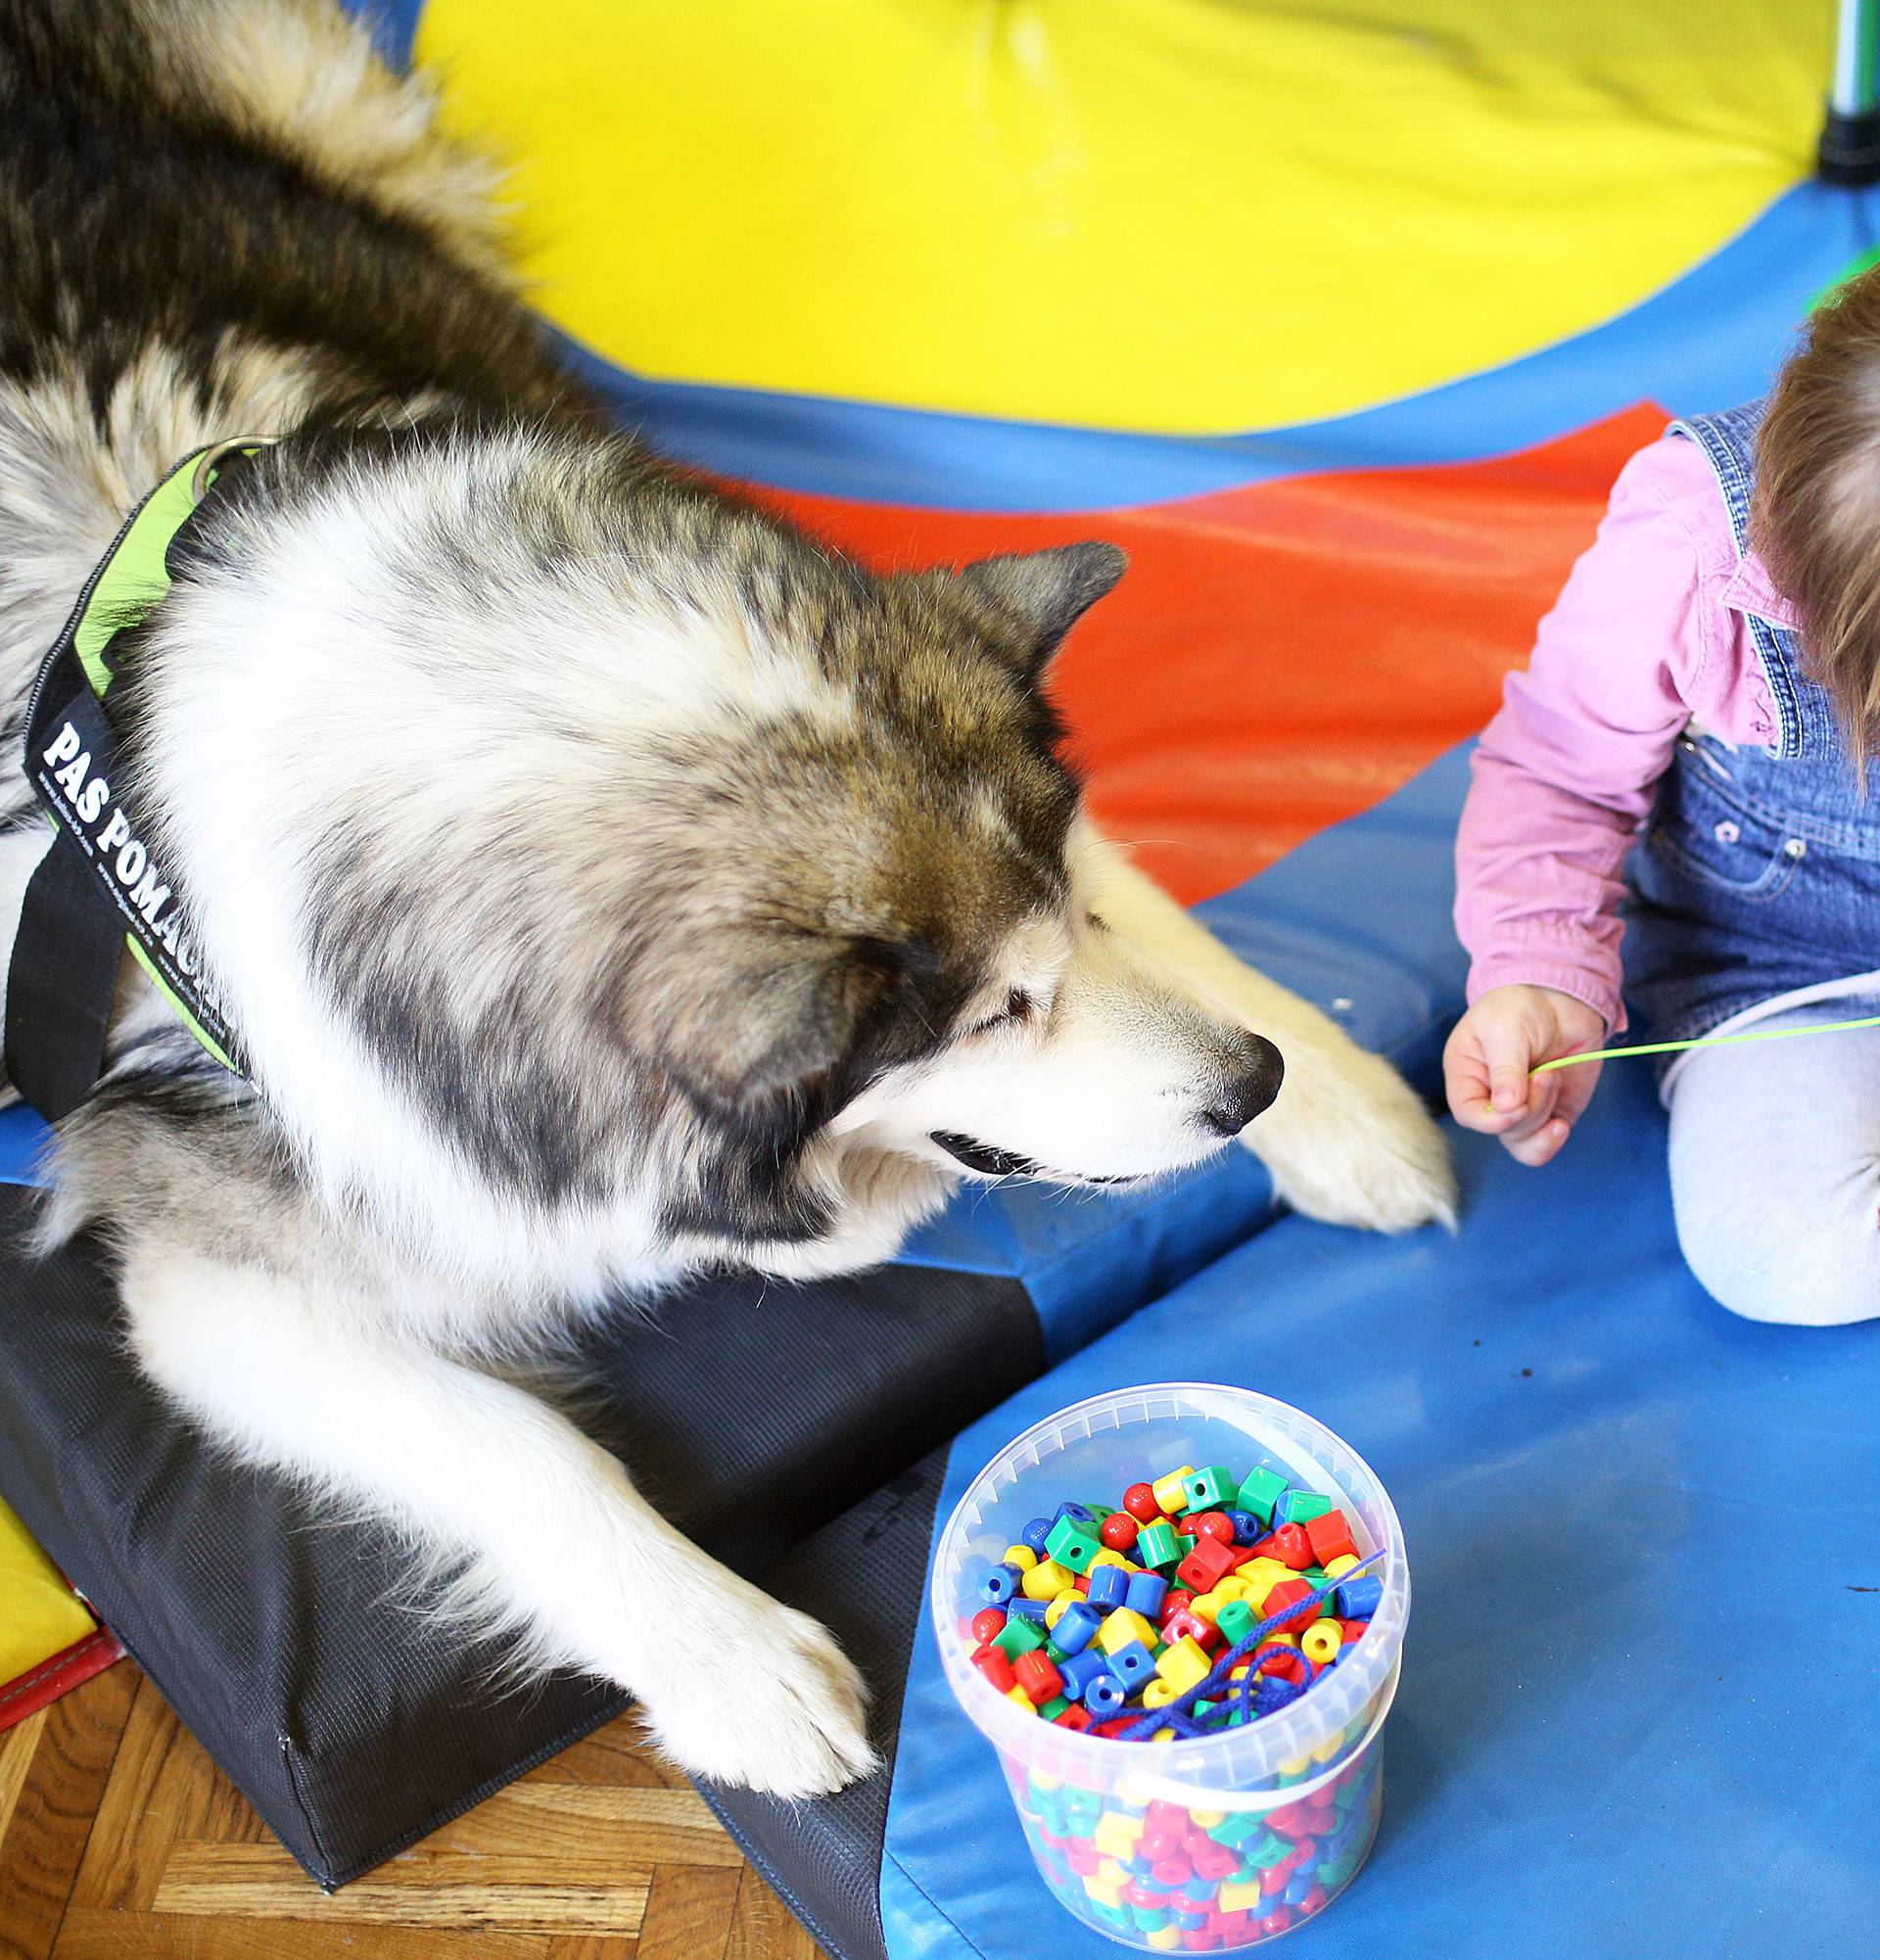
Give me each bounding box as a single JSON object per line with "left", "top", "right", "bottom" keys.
{"left": 1112, "top": 1549, "right": 1385, "bottom": 1743}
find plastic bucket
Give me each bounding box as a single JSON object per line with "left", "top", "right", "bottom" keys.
{"left": 930, "top": 1383, "right": 1409, "bottom": 1949}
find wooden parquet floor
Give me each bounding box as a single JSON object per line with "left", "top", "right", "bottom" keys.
{"left": 0, "top": 1662, "right": 829, "bottom": 1960}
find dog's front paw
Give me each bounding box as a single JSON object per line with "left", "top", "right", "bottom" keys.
{"left": 637, "top": 1600, "right": 878, "bottom": 1798}
{"left": 1246, "top": 1043, "right": 1457, "bottom": 1235}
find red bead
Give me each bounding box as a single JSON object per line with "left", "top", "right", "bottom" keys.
{"left": 1100, "top": 1512, "right": 1141, "bottom": 1552}
{"left": 1180, "top": 1936, "right": 1218, "bottom": 1952}
{"left": 1151, "top": 1855, "right": 1192, "bottom": 1886}
{"left": 970, "top": 1607, "right": 1007, "bottom": 1644}
{"left": 1259, "top": 1908, "right": 1294, "bottom": 1937}
{"left": 974, "top": 1648, "right": 1015, "bottom": 1694}
{"left": 1303, "top": 1509, "right": 1360, "bottom": 1566}
{"left": 1265, "top": 1800, "right": 1312, "bottom": 1836}
{"left": 1163, "top": 1607, "right": 1221, "bottom": 1650}
{"left": 1189, "top": 1510, "right": 1235, "bottom": 1544}
{"left": 1052, "top": 1704, "right": 1093, "bottom": 1731}
{"left": 1286, "top": 1838, "right": 1319, "bottom": 1866}
{"left": 1158, "top": 1588, "right": 1196, "bottom": 1625}
{"left": 1192, "top": 1841, "right": 1238, "bottom": 1881}
{"left": 1176, "top": 1536, "right": 1238, "bottom": 1593}
{"left": 1012, "top": 1651, "right": 1062, "bottom": 1703}
{"left": 1123, "top": 1482, "right": 1161, "bottom": 1522}
{"left": 1340, "top": 1618, "right": 1369, "bottom": 1642}
{"left": 1139, "top": 1829, "right": 1181, "bottom": 1862}
{"left": 1271, "top": 1523, "right": 1314, "bottom": 1570}
{"left": 1144, "top": 1800, "right": 1191, "bottom": 1835}
{"left": 1261, "top": 1576, "right": 1319, "bottom": 1630}
{"left": 1094, "top": 1717, "right": 1137, "bottom": 1738}
{"left": 1300, "top": 1885, "right": 1330, "bottom": 1915}
{"left": 1259, "top": 1863, "right": 1290, "bottom": 1896}
{"left": 1065, "top": 1843, "right": 1103, "bottom": 1876}
{"left": 1252, "top": 1643, "right": 1306, "bottom": 1685}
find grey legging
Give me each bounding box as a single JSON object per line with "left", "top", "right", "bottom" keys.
{"left": 1668, "top": 1003, "right": 1880, "bottom": 1326}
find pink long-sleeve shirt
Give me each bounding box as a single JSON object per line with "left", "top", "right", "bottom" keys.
{"left": 1455, "top": 433, "right": 1797, "bottom": 1034}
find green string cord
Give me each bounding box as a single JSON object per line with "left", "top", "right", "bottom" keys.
{"left": 1530, "top": 1012, "right": 1880, "bottom": 1076}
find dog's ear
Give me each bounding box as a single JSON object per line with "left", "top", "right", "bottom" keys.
{"left": 955, "top": 542, "right": 1127, "bottom": 679}
{"left": 666, "top": 935, "right": 896, "bottom": 1116}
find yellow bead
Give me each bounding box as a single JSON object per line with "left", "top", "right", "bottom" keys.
{"left": 1229, "top": 1662, "right": 1252, "bottom": 1682}
{"left": 1094, "top": 1810, "right": 1146, "bottom": 1854}
{"left": 1003, "top": 1544, "right": 1038, "bottom": 1570}
{"left": 1212, "top": 1575, "right": 1247, "bottom": 1603}
{"left": 1219, "top": 1878, "right": 1262, "bottom": 1912}
{"left": 1154, "top": 1636, "right": 1212, "bottom": 1696}
{"left": 1260, "top": 1630, "right": 1299, "bottom": 1651}
{"left": 1044, "top": 1596, "right": 1072, "bottom": 1631}
{"left": 1190, "top": 1807, "right": 1227, "bottom": 1828}
{"left": 1084, "top": 1877, "right": 1124, "bottom": 1908}
{"left": 1021, "top": 1559, "right": 1072, "bottom": 1601}
{"left": 1311, "top": 1730, "right": 1345, "bottom": 1764}
{"left": 1098, "top": 1608, "right": 1157, "bottom": 1655}
{"left": 1325, "top": 1553, "right": 1361, "bottom": 1580}
{"left": 1032, "top": 1770, "right": 1062, "bottom": 1793}
{"left": 1141, "top": 1677, "right": 1178, "bottom": 1707}
{"left": 1087, "top": 1548, "right": 1131, "bottom": 1572}
{"left": 1302, "top": 1618, "right": 1342, "bottom": 1665}
{"left": 1099, "top": 1857, "right": 1131, "bottom": 1887}
{"left": 1278, "top": 1752, "right": 1312, "bottom": 1776}
{"left": 1151, "top": 1467, "right": 1196, "bottom": 1515}
{"left": 1148, "top": 1929, "right": 1183, "bottom": 1951}
{"left": 1150, "top": 1726, "right": 1178, "bottom": 1742}
{"left": 1006, "top": 1685, "right": 1037, "bottom": 1711}
{"left": 1241, "top": 1574, "right": 1276, "bottom": 1610}
{"left": 1189, "top": 1590, "right": 1225, "bottom": 1623}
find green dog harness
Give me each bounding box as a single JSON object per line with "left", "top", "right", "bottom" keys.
{"left": 5, "top": 439, "right": 271, "bottom": 1119}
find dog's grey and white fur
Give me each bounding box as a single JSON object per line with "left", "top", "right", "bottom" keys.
{"left": 0, "top": 0, "right": 1455, "bottom": 1795}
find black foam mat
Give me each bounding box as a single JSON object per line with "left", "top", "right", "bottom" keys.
{"left": 0, "top": 1187, "right": 1040, "bottom": 1887}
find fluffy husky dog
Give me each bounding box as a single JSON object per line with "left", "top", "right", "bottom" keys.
{"left": 0, "top": 0, "right": 1454, "bottom": 1795}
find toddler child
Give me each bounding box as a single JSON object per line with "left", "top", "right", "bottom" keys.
{"left": 1444, "top": 269, "right": 1880, "bottom": 1326}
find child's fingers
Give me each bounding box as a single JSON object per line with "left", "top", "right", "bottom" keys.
{"left": 1504, "top": 1117, "right": 1571, "bottom": 1168}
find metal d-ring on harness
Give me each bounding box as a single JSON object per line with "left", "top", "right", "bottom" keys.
{"left": 3, "top": 438, "right": 277, "bottom": 1121}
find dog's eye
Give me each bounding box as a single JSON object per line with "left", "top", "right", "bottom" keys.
{"left": 966, "top": 990, "right": 1036, "bottom": 1038}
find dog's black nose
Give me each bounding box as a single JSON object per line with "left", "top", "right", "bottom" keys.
{"left": 1200, "top": 1035, "right": 1285, "bottom": 1136}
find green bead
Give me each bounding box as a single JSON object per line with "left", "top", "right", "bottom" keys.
{"left": 1183, "top": 1465, "right": 1237, "bottom": 1511}
{"left": 1132, "top": 1907, "right": 1171, "bottom": 1931}
{"left": 1039, "top": 1695, "right": 1070, "bottom": 1720}
{"left": 1246, "top": 1827, "right": 1292, "bottom": 1869}
{"left": 1208, "top": 1810, "right": 1263, "bottom": 1847}
{"left": 994, "top": 1616, "right": 1046, "bottom": 1658}
{"left": 1278, "top": 1488, "right": 1334, "bottom": 1525}
{"left": 1137, "top": 1519, "right": 1182, "bottom": 1567}
{"left": 1235, "top": 1465, "right": 1290, "bottom": 1524}
{"left": 1045, "top": 1515, "right": 1103, "bottom": 1573}
{"left": 1216, "top": 1600, "right": 1257, "bottom": 1645}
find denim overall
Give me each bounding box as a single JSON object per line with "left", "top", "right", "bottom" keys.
{"left": 1624, "top": 403, "right": 1880, "bottom": 1059}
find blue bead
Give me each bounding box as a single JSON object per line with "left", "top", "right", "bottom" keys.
{"left": 1226, "top": 1508, "right": 1262, "bottom": 1545}
{"left": 1283, "top": 1869, "right": 1317, "bottom": 1906}
{"left": 1124, "top": 1571, "right": 1169, "bottom": 1619}
{"left": 1084, "top": 1673, "right": 1126, "bottom": 1716}
{"left": 1020, "top": 1517, "right": 1053, "bottom": 1553}
{"left": 1054, "top": 1500, "right": 1097, "bottom": 1524}
{"left": 979, "top": 1563, "right": 1019, "bottom": 1605}
{"left": 1058, "top": 1649, "right": 1108, "bottom": 1702}
{"left": 1124, "top": 1853, "right": 1155, "bottom": 1877}
{"left": 1336, "top": 1574, "right": 1384, "bottom": 1619}
{"left": 1009, "top": 1597, "right": 1048, "bottom": 1622}
{"left": 1106, "top": 1639, "right": 1157, "bottom": 1691}
{"left": 1174, "top": 1908, "right": 1208, "bottom": 1930}
{"left": 1087, "top": 1565, "right": 1131, "bottom": 1611}
{"left": 1053, "top": 1602, "right": 1103, "bottom": 1656}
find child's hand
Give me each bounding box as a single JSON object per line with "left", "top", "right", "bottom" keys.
{"left": 1442, "top": 985, "right": 1607, "bottom": 1167}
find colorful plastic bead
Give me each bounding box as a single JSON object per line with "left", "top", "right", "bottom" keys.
{"left": 1300, "top": 1618, "right": 1342, "bottom": 1665}
{"left": 1053, "top": 1601, "right": 1104, "bottom": 1656}
{"left": 1304, "top": 1510, "right": 1360, "bottom": 1566}
{"left": 1182, "top": 1466, "right": 1237, "bottom": 1512}
{"left": 1101, "top": 1511, "right": 1142, "bottom": 1552}
{"left": 1084, "top": 1673, "right": 1127, "bottom": 1716}
{"left": 1122, "top": 1482, "right": 1162, "bottom": 1522}
{"left": 979, "top": 1563, "right": 1020, "bottom": 1605}
{"left": 1176, "top": 1534, "right": 1238, "bottom": 1593}
{"left": 1013, "top": 1651, "right": 1064, "bottom": 1703}
{"left": 1046, "top": 1515, "right": 1104, "bottom": 1573}
{"left": 1087, "top": 1564, "right": 1132, "bottom": 1612}
{"left": 1106, "top": 1640, "right": 1158, "bottom": 1693}
{"left": 1021, "top": 1558, "right": 1074, "bottom": 1602}
{"left": 1125, "top": 1571, "right": 1170, "bottom": 1620}
{"left": 1137, "top": 1520, "right": 1182, "bottom": 1568}
{"left": 1336, "top": 1573, "right": 1384, "bottom": 1620}
{"left": 1151, "top": 1468, "right": 1196, "bottom": 1515}
{"left": 1234, "top": 1466, "right": 1289, "bottom": 1523}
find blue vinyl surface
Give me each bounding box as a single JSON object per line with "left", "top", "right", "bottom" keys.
{"left": 883, "top": 1059, "right": 1880, "bottom": 1960}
